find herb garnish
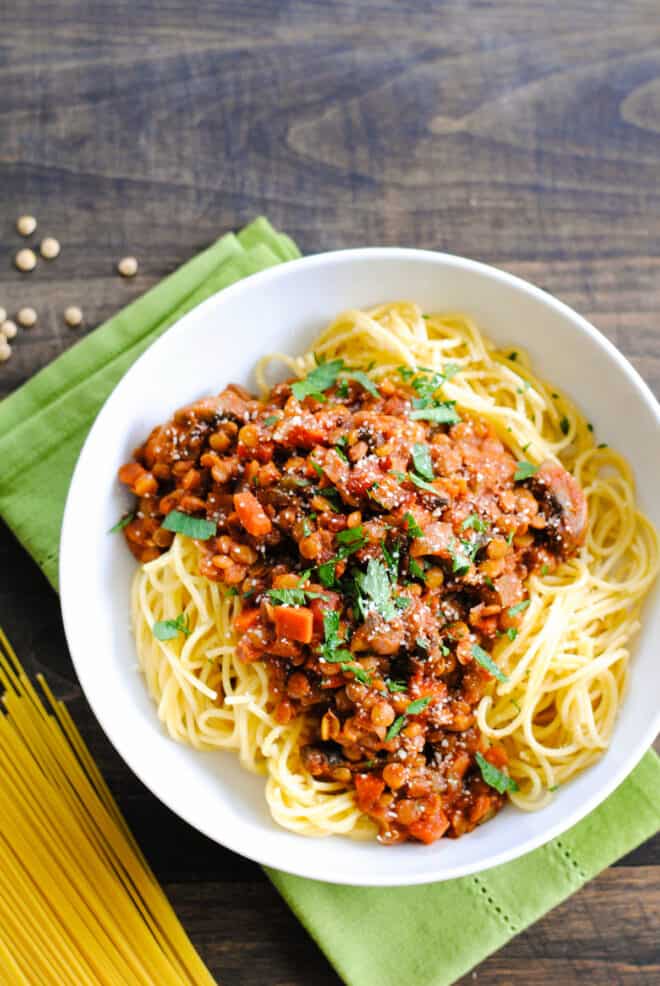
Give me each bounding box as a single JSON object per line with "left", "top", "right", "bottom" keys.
{"left": 475, "top": 752, "right": 519, "bottom": 793}
{"left": 403, "top": 512, "right": 424, "bottom": 538}
{"left": 408, "top": 558, "right": 426, "bottom": 582}
{"left": 342, "top": 370, "right": 379, "bottom": 398}
{"left": 449, "top": 537, "right": 480, "bottom": 575}
{"left": 471, "top": 643, "right": 509, "bottom": 683}
{"left": 560, "top": 416, "right": 570, "bottom": 435}
{"left": 318, "top": 611, "right": 353, "bottom": 664}
{"left": 108, "top": 511, "right": 135, "bottom": 534}
{"left": 406, "top": 697, "right": 431, "bottom": 715}
{"left": 386, "top": 680, "right": 407, "bottom": 693}
{"left": 336, "top": 526, "right": 364, "bottom": 546}
{"left": 408, "top": 472, "right": 443, "bottom": 496}
{"left": 268, "top": 587, "right": 323, "bottom": 606}
{"left": 162, "top": 510, "right": 216, "bottom": 540}
{"left": 340, "top": 662, "right": 372, "bottom": 685}
{"left": 506, "top": 627, "right": 518, "bottom": 641}
{"left": 385, "top": 715, "right": 406, "bottom": 741}
{"left": 152, "top": 613, "right": 191, "bottom": 641}
{"left": 292, "top": 358, "right": 345, "bottom": 402}
{"left": 410, "top": 403, "right": 461, "bottom": 425}
{"left": 263, "top": 415, "right": 279, "bottom": 426}
{"left": 355, "top": 558, "right": 397, "bottom": 621}
{"left": 411, "top": 443, "right": 434, "bottom": 481}
{"left": 462, "top": 513, "right": 489, "bottom": 533}
{"left": 513, "top": 461, "right": 539, "bottom": 482}
{"left": 508, "top": 599, "right": 530, "bottom": 617}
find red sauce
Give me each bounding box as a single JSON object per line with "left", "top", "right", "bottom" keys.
{"left": 119, "top": 371, "right": 587, "bottom": 844}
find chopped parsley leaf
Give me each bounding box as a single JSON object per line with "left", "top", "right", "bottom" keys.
{"left": 355, "top": 558, "right": 397, "bottom": 621}
{"left": 152, "top": 613, "right": 191, "bottom": 641}
{"left": 408, "top": 558, "right": 426, "bottom": 582}
{"left": 506, "top": 627, "right": 518, "bottom": 641}
{"left": 513, "top": 461, "right": 539, "bottom": 482}
{"left": 394, "top": 596, "right": 411, "bottom": 610}
{"left": 475, "top": 752, "right": 519, "bottom": 793}
{"left": 337, "top": 525, "right": 364, "bottom": 546}
{"left": 108, "top": 511, "right": 135, "bottom": 534}
{"left": 510, "top": 698, "right": 521, "bottom": 713}
{"left": 508, "top": 351, "right": 518, "bottom": 361}
{"left": 404, "top": 512, "right": 424, "bottom": 538}
{"left": 449, "top": 537, "right": 480, "bottom": 575}
{"left": 541, "top": 564, "right": 549, "bottom": 576}
{"left": 336, "top": 379, "right": 349, "bottom": 399}
{"left": 471, "top": 644, "right": 509, "bottom": 683}
{"left": 406, "top": 697, "right": 431, "bottom": 715}
{"left": 397, "top": 366, "right": 415, "bottom": 381}
{"left": 548, "top": 784, "right": 560, "bottom": 792}
{"left": 268, "top": 587, "right": 323, "bottom": 606}
{"left": 385, "top": 715, "right": 406, "bottom": 741}
{"left": 560, "top": 416, "right": 570, "bottom": 435}
{"left": 340, "top": 663, "right": 372, "bottom": 685}
{"left": 263, "top": 415, "right": 279, "bottom": 426}
{"left": 292, "top": 358, "right": 345, "bottom": 402}
{"left": 386, "top": 680, "right": 407, "bottom": 693}
{"left": 334, "top": 446, "right": 349, "bottom": 463}
{"left": 462, "top": 513, "right": 489, "bottom": 533}
{"left": 318, "top": 610, "right": 353, "bottom": 664}
{"left": 341, "top": 370, "right": 379, "bottom": 398}
{"left": 508, "top": 599, "right": 530, "bottom": 617}
{"left": 410, "top": 402, "right": 461, "bottom": 425}
{"left": 302, "top": 518, "right": 311, "bottom": 537}
{"left": 415, "top": 636, "right": 429, "bottom": 652}
{"left": 587, "top": 423, "right": 593, "bottom": 432}
{"left": 408, "top": 472, "right": 443, "bottom": 496}
{"left": 310, "top": 460, "right": 323, "bottom": 478}
{"left": 411, "top": 442, "right": 434, "bottom": 481}
{"left": 598, "top": 443, "right": 608, "bottom": 449}
{"left": 162, "top": 510, "right": 216, "bottom": 540}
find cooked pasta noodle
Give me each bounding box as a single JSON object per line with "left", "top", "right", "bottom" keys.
{"left": 0, "top": 629, "right": 217, "bottom": 985}
{"left": 132, "top": 302, "right": 658, "bottom": 834}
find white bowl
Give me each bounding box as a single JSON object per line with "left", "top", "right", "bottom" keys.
{"left": 60, "top": 249, "right": 660, "bottom": 886}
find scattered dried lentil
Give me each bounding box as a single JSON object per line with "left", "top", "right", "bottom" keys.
{"left": 16, "top": 215, "right": 37, "bottom": 237}
{"left": 40, "top": 237, "right": 61, "bottom": 260}
{"left": 1, "top": 320, "right": 18, "bottom": 340}
{"left": 15, "top": 249, "right": 37, "bottom": 272}
{"left": 117, "top": 256, "right": 138, "bottom": 278}
{"left": 64, "top": 305, "right": 83, "bottom": 328}
{"left": 17, "top": 307, "right": 37, "bottom": 328}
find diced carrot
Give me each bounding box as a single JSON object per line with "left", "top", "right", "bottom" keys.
{"left": 484, "top": 745, "right": 508, "bottom": 768}
{"left": 118, "top": 462, "right": 145, "bottom": 486}
{"left": 233, "top": 490, "right": 272, "bottom": 536}
{"left": 409, "top": 807, "right": 450, "bottom": 844}
{"left": 354, "top": 773, "right": 386, "bottom": 811}
{"left": 273, "top": 606, "right": 314, "bottom": 644}
{"left": 233, "top": 608, "right": 261, "bottom": 633}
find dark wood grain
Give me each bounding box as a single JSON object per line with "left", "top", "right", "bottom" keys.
{"left": 1, "top": 2, "right": 659, "bottom": 983}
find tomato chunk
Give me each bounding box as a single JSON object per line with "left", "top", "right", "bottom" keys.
{"left": 273, "top": 606, "right": 314, "bottom": 644}
{"left": 234, "top": 608, "right": 261, "bottom": 633}
{"left": 233, "top": 490, "right": 272, "bottom": 536}
{"left": 354, "top": 773, "right": 386, "bottom": 811}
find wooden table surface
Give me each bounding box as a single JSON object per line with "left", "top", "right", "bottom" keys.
{"left": 1, "top": 2, "right": 659, "bottom": 983}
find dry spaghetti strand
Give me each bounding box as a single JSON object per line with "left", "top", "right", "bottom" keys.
{"left": 0, "top": 627, "right": 217, "bottom": 986}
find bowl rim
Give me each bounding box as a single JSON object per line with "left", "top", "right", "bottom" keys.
{"left": 60, "top": 247, "right": 660, "bottom": 886}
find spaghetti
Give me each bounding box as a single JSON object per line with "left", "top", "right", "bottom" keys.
{"left": 126, "top": 302, "right": 658, "bottom": 839}
{"left": 0, "top": 628, "right": 216, "bottom": 985}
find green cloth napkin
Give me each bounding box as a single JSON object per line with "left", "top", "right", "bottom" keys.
{"left": 0, "top": 217, "right": 658, "bottom": 986}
